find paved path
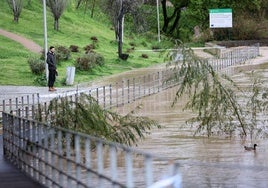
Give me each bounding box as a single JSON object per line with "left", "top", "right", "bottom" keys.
{"left": 0, "top": 136, "right": 44, "bottom": 188}
{"left": 0, "top": 29, "right": 42, "bottom": 53}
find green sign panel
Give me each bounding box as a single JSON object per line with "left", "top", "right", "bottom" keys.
{"left": 209, "top": 8, "right": 232, "bottom": 28}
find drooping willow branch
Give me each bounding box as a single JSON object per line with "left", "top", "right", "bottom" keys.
{"left": 166, "top": 42, "right": 247, "bottom": 137}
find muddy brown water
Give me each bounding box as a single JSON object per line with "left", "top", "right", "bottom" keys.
{"left": 113, "top": 65, "right": 268, "bottom": 188}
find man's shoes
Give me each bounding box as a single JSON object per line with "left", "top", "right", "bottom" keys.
{"left": 52, "top": 87, "right": 57, "bottom": 91}
{"left": 49, "top": 87, "right": 56, "bottom": 91}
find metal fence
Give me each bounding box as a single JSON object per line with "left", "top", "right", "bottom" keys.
{"left": 1, "top": 44, "right": 260, "bottom": 187}
{"left": 2, "top": 112, "right": 180, "bottom": 188}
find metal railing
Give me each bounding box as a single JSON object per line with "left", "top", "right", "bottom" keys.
{"left": 2, "top": 111, "right": 180, "bottom": 188}
{"left": 1, "top": 44, "right": 260, "bottom": 187}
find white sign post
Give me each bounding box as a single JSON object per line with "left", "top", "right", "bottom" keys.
{"left": 209, "top": 8, "right": 232, "bottom": 28}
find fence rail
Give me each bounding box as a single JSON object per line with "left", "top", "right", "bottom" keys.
{"left": 2, "top": 112, "right": 180, "bottom": 188}
{"left": 1, "top": 44, "right": 260, "bottom": 187}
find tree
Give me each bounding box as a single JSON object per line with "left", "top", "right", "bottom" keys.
{"left": 101, "top": 0, "right": 143, "bottom": 60}
{"left": 161, "top": 0, "right": 190, "bottom": 35}
{"left": 47, "top": 0, "right": 68, "bottom": 31}
{"left": 7, "top": 0, "right": 23, "bottom": 23}
{"left": 166, "top": 42, "right": 268, "bottom": 138}
{"left": 39, "top": 93, "right": 160, "bottom": 146}
{"left": 76, "top": 0, "right": 96, "bottom": 17}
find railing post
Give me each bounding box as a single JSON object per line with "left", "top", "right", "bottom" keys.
{"left": 126, "top": 150, "right": 134, "bottom": 188}
{"left": 3, "top": 100, "right": 5, "bottom": 112}
{"left": 97, "top": 140, "right": 104, "bottom": 187}
{"left": 57, "top": 130, "right": 64, "bottom": 186}
{"left": 116, "top": 82, "right": 118, "bottom": 107}
{"left": 75, "top": 135, "right": 81, "bottom": 185}
{"left": 85, "top": 138, "right": 91, "bottom": 185}
{"left": 127, "top": 79, "right": 130, "bottom": 103}
{"left": 145, "top": 155, "right": 153, "bottom": 187}
{"left": 66, "top": 133, "right": 72, "bottom": 188}
{"left": 103, "top": 86, "right": 106, "bottom": 108}
{"left": 133, "top": 78, "right": 135, "bottom": 102}
{"left": 122, "top": 80, "right": 124, "bottom": 106}
{"left": 110, "top": 145, "right": 117, "bottom": 184}
{"left": 96, "top": 88, "right": 99, "bottom": 104}
{"left": 109, "top": 84, "right": 112, "bottom": 109}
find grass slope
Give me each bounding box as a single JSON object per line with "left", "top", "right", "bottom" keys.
{"left": 0, "top": 1, "right": 169, "bottom": 86}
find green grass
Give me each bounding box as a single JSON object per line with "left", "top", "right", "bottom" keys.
{"left": 0, "top": 1, "right": 171, "bottom": 86}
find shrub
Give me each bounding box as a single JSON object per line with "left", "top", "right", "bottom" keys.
{"left": 141, "top": 54, "right": 149, "bottom": 58}
{"left": 56, "top": 46, "right": 71, "bottom": 62}
{"left": 84, "top": 44, "right": 95, "bottom": 53}
{"left": 28, "top": 57, "right": 45, "bottom": 75}
{"left": 94, "top": 53, "right": 105, "bottom": 66}
{"left": 90, "top": 36, "right": 98, "bottom": 42}
{"left": 129, "top": 42, "right": 136, "bottom": 47}
{"left": 69, "top": 45, "right": 79, "bottom": 52}
{"left": 75, "top": 52, "right": 105, "bottom": 71}
{"left": 34, "top": 74, "right": 47, "bottom": 86}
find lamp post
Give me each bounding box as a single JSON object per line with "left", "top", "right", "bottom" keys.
{"left": 43, "top": 0, "right": 48, "bottom": 80}
{"left": 156, "top": 0, "right": 161, "bottom": 42}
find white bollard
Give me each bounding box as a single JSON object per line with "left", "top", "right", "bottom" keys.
{"left": 66, "top": 66, "right": 75, "bottom": 85}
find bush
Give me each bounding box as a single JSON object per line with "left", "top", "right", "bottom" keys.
{"left": 34, "top": 74, "right": 47, "bottom": 86}
{"left": 84, "top": 44, "right": 95, "bottom": 53}
{"left": 69, "top": 45, "right": 79, "bottom": 52}
{"left": 141, "top": 54, "right": 148, "bottom": 58}
{"left": 94, "top": 53, "right": 105, "bottom": 66}
{"left": 75, "top": 52, "right": 105, "bottom": 71}
{"left": 90, "top": 36, "right": 98, "bottom": 42}
{"left": 56, "top": 46, "right": 71, "bottom": 62}
{"left": 28, "top": 57, "right": 45, "bottom": 75}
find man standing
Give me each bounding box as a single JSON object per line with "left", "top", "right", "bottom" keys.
{"left": 47, "top": 46, "right": 57, "bottom": 91}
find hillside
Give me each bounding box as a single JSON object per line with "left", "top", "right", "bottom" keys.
{"left": 0, "top": 1, "right": 168, "bottom": 86}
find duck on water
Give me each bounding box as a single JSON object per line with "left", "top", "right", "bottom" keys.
{"left": 244, "top": 144, "right": 258, "bottom": 151}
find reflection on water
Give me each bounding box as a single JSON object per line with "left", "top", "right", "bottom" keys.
{"left": 115, "top": 66, "right": 268, "bottom": 187}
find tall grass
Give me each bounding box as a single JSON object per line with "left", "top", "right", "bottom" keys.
{"left": 0, "top": 0, "right": 170, "bottom": 86}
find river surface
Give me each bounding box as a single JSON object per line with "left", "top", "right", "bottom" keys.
{"left": 114, "top": 64, "right": 268, "bottom": 188}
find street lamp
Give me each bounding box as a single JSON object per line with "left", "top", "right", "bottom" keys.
{"left": 156, "top": 0, "right": 161, "bottom": 42}
{"left": 43, "top": 0, "right": 48, "bottom": 80}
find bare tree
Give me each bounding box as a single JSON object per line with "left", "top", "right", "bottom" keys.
{"left": 101, "top": 0, "right": 143, "bottom": 60}
{"left": 47, "top": 0, "right": 68, "bottom": 31}
{"left": 76, "top": 0, "right": 97, "bottom": 18}
{"left": 7, "top": 0, "right": 23, "bottom": 23}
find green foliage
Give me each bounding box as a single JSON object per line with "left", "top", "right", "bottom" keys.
{"left": 69, "top": 45, "right": 79, "bottom": 52}
{"left": 75, "top": 52, "right": 105, "bottom": 71}
{"left": 42, "top": 93, "right": 160, "bottom": 146}
{"left": 56, "top": 45, "right": 71, "bottom": 63}
{"left": 34, "top": 74, "right": 47, "bottom": 86}
{"left": 167, "top": 41, "right": 268, "bottom": 139}
{"left": 243, "top": 71, "right": 268, "bottom": 139}
{"left": 167, "top": 41, "right": 247, "bottom": 137}
{"left": 28, "top": 57, "right": 45, "bottom": 75}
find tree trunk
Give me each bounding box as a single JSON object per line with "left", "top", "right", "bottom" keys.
{"left": 118, "top": 16, "right": 123, "bottom": 58}
{"left": 118, "top": 2, "right": 124, "bottom": 59}
{"left": 54, "top": 18, "right": 59, "bottom": 31}
{"left": 161, "top": 0, "right": 169, "bottom": 32}
{"left": 168, "top": 10, "right": 181, "bottom": 34}
{"left": 91, "top": 0, "right": 96, "bottom": 18}
{"left": 13, "top": 15, "right": 19, "bottom": 23}
{"left": 76, "top": 0, "right": 83, "bottom": 9}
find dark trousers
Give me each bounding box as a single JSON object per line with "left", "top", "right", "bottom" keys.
{"left": 48, "top": 69, "right": 56, "bottom": 87}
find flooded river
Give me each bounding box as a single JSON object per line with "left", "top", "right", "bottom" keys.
{"left": 114, "top": 64, "right": 268, "bottom": 187}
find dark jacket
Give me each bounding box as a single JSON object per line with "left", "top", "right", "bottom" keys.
{"left": 47, "top": 51, "right": 56, "bottom": 70}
